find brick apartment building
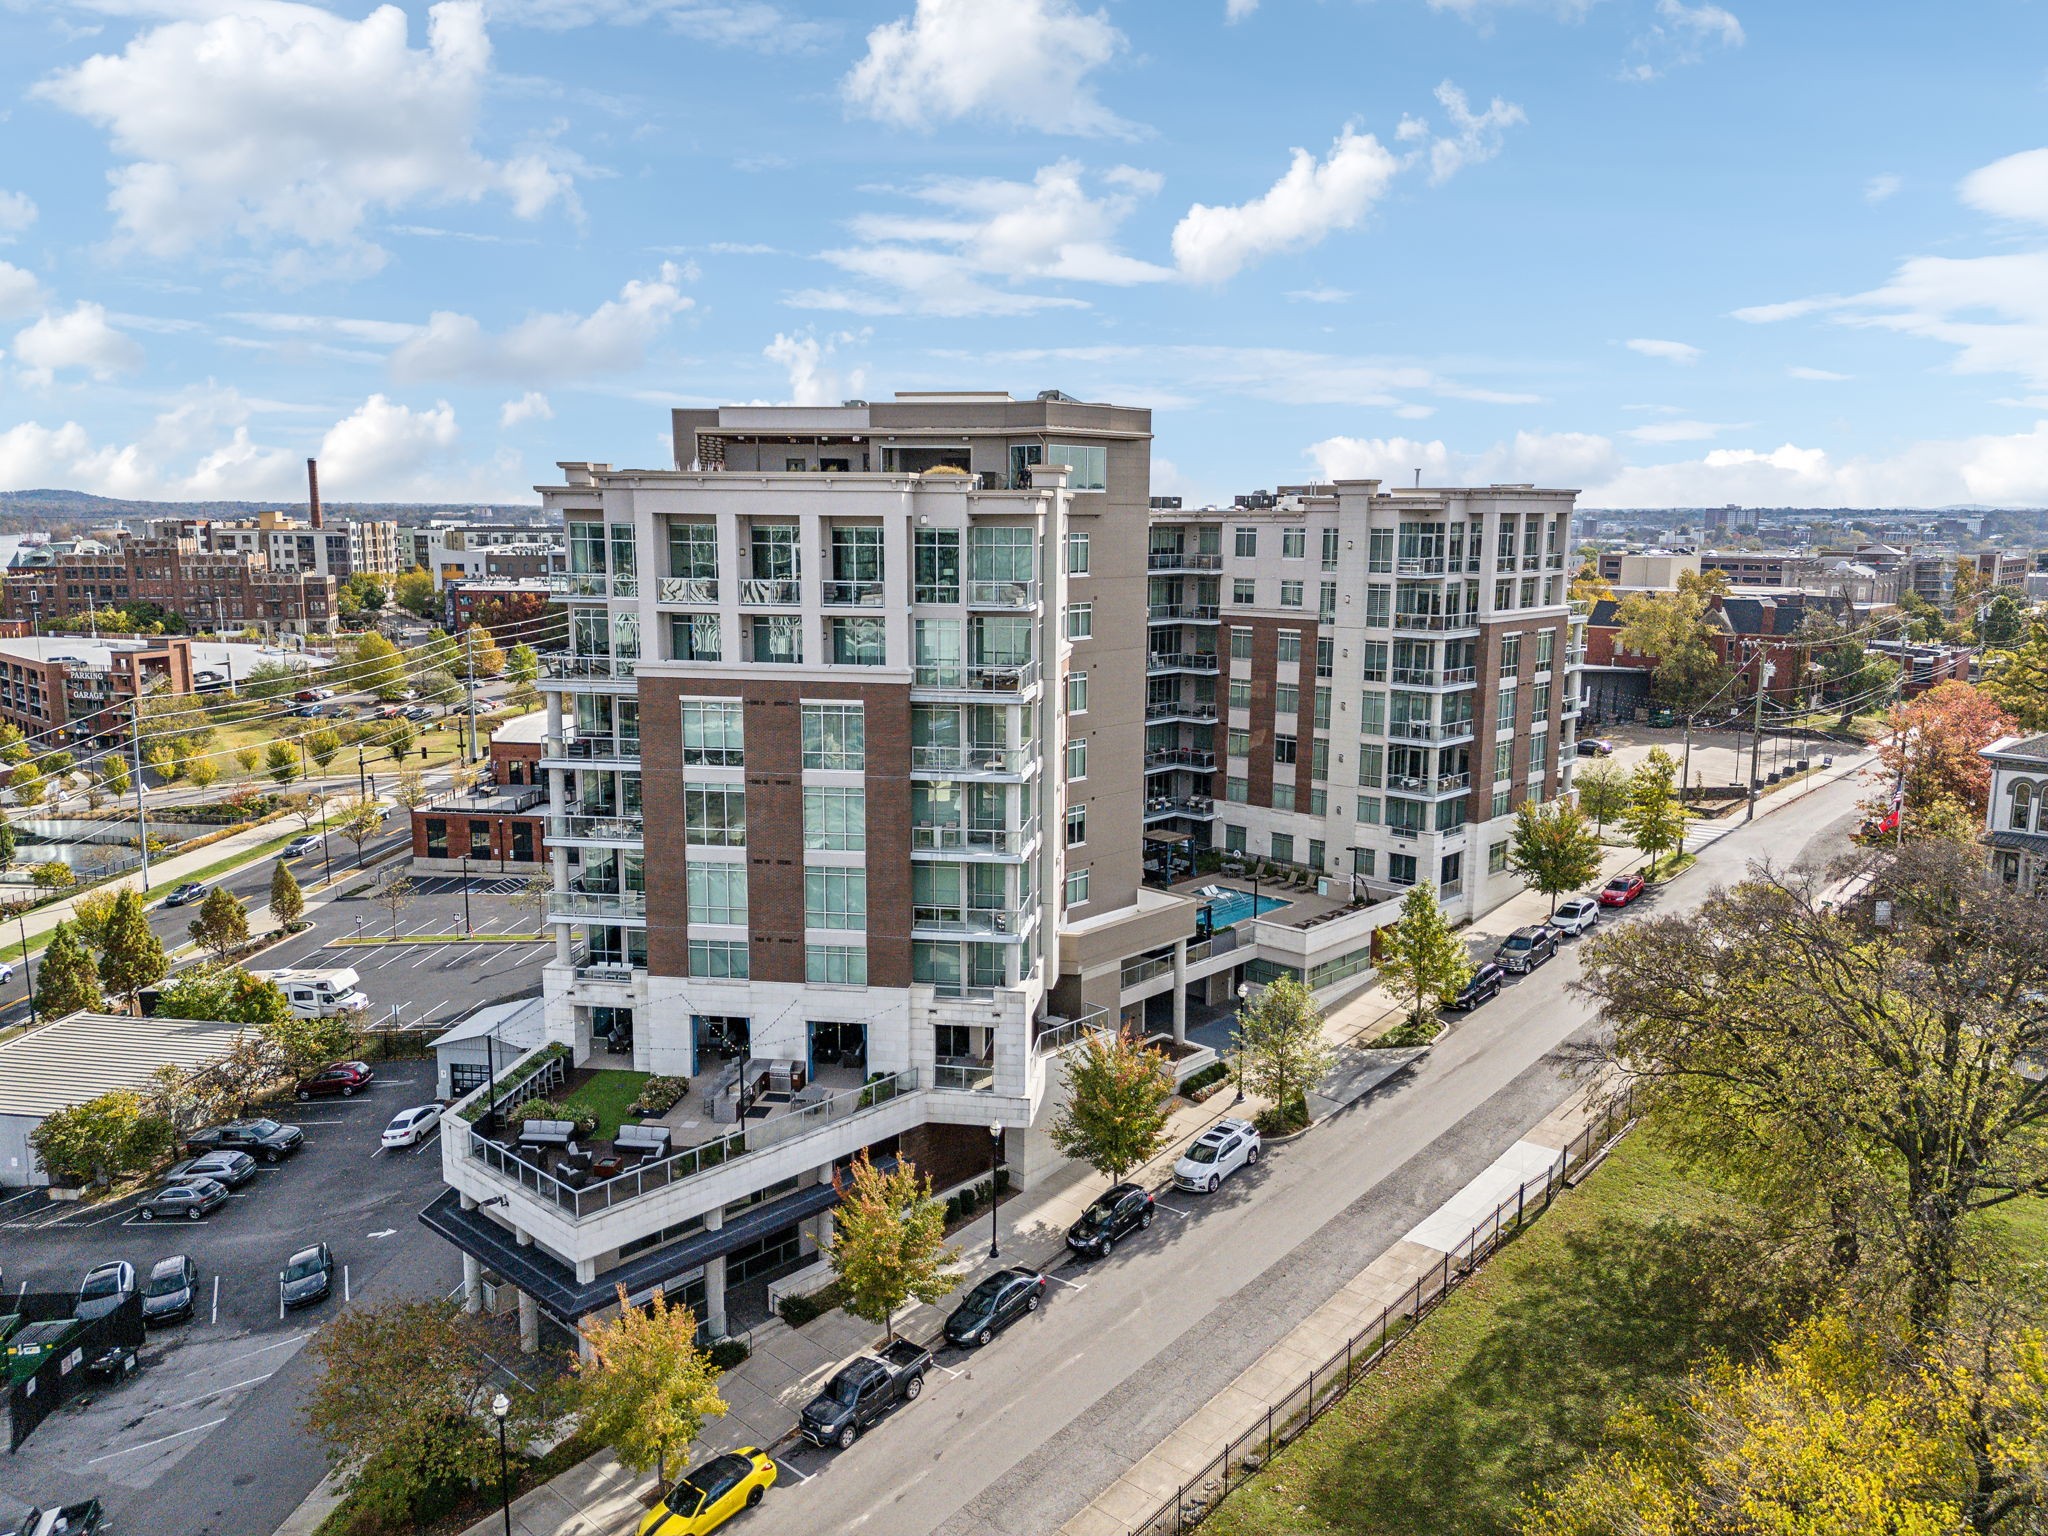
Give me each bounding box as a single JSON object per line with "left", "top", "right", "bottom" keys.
{"left": 0, "top": 636, "right": 309, "bottom": 744}
{"left": 3, "top": 523, "right": 336, "bottom": 635}
{"left": 410, "top": 715, "right": 550, "bottom": 873}
{"left": 202, "top": 510, "right": 401, "bottom": 581}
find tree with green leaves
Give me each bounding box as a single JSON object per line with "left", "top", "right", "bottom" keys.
{"left": 381, "top": 718, "right": 418, "bottom": 764}
{"left": 507, "top": 642, "right": 539, "bottom": 684}
{"left": 463, "top": 623, "right": 506, "bottom": 679}
{"left": 29, "top": 860, "right": 73, "bottom": 893}
{"left": 0, "top": 809, "right": 15, "bottom": 867}
{"left": 1375, "top": 882, "right": 1474, "bottom": 1033}
{"left": 1506, "top": 799, "right": 1604, "bottom": 916}
{"left": 8, "top": 758, "right": 44, "bottom": 807}
{"left": 263, "top": 1011, "right": 359, "bottom": 1077}
{"left": 98, "top": 753, "right": 130, "bottom": 797}
{"left": 99, "top": 887, "right": 168, "bottom": 1007}
{"left": 829, "top": 1152, "right": 958, "bottom": 1342}
{"left": 1980, "top": 617, "right": 2048, "bottom": 731}
{"left": 333, "top": 795, "right": 383, "bottom": 869}
{"left": 1979, "top": 591, "right": 2024, "bottom": 649}
{"left": 29, "top": 1089, "right": 171, "bottom": 1187}
{"left": 243, "top": 660, "right": 300, "bottom": 700}
{"left": 414, "top": 668, "right": 461, "bottom": 707}
{"left": 270, "top": 859, "right": 305, "bottom": 928}
{"left": 155, "top": 962, "right": 292, "bottom": 1027}
{"left": 0, "top": 723, "right": 27, "bottom": 764}
{"left": 575, "top": 1286, "right": 729, "bottom": 1488}
{"left": 36, "top": 920, "right": 103, "bottom": 1017}
{"left": 1049, "top": 1028, "right": 1175, "bottom": 1185}
{"left": 1574, "top": 760, "right": 1630, "bottom": 835}
{"left": 68, "top": 888, "right": 121, "bottom": 950}
{"left": 393, "top": 567, "right": 437, "bottom": 619}
{"left": 1234, "top": 974, "right": 1338, "bottom": 1132}
{"left": 352, "top": 631, "right": 409, "bottom": 700}
{"left": 188, "top": 884, "right": 251, "bottom": 961}
{"left": 1614, "top": 585, "right": 1734, "bottom": 716}
{"left": 1622, "top": 746, "right": 1689, "bottom": 874}
{"left": 185, "top": 755, "right": 221, "bottom": 790}
{"left": 305, "top": 727, "right": 344, "bottom": 771}
{"left": 264, "top": 739, "right": 300, "bottom": 788}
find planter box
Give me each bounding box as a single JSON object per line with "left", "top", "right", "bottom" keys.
{"left": 766, "top": 1261, "right": 837, "bottom": 1311}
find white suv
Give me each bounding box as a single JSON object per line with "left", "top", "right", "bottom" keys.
{"left": 1550, "top": 896, "right": 1600, "bottom": 936}
{"left": 1174, "top": 1118, "right": 1262, "bottom": 1194}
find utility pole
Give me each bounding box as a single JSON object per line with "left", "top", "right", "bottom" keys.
{"left": 129, "top": 697, "right": 151, "bottom": 891}
{"left": 1744, "top": 651, "right": 1771, "bottom": 823}
{"left": 463, "top": 625, "right": 480, "bottom": 765}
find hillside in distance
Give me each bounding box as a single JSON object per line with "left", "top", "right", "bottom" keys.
{"left": 0, "top": 488, "right": 541, "bottom": 521}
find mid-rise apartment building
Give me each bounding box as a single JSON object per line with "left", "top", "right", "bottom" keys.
{"left": 3, "top": 524, "right": 337, "bottom": 635}
{"left": 423, "top": 393, "right": 1585, "bottom": 1352}
{"left": 406, "top": 523, "right": 566, "bottom": 590}
{"left": 201, "top": 510, "right": 401, "bottom": 581}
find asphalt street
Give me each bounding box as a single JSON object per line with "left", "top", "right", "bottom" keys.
{"left": 741, "top": 762, "right": 1880, "bottom": 1536}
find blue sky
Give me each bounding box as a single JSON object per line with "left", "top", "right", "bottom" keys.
{"left": 1, "top": 0, "right": 2047, "bottom": 509}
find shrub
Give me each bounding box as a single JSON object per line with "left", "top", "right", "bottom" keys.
{"left": 776, "top": 1280, "right": 843, "bottom": 1328}
{"left": 1372, "top": 1015, "right": 1444, "bottom": 1049}
{"left": 1253, "top": 1093, "right": 1311, "bottom": 1138}
{"left": 958, "top": 1185, "right": 979, "bottom": 1218}
{"left": 508, "top": 1098, "right": 598, "bottom": 1139}
{"left": 628, "top": 1076, "right": 689, "bottom": 1117}
{"left": 1180, "top": 1061, "right": 1230, "bottom": 1097}
{"left": 944, "top": 1194, "right": 962, "bottom": 1224}
{"left": 706, "top": 1338, "right": 750, "bottom": 1371}
{"left": 994, "top": 1168, "right": 1011, "bottom": 1196}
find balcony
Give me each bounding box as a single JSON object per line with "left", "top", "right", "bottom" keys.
{"left": 551, "top": 810, "right": 645, "bottom": 844}
{"left": 1147, "top": 652, "right": 1220, "bottom": 674}
{"left": 1392, "top": 613, "right": 1481, "bottom": 634}
{"left": 1035, "top": 1005, "right": 1112, "bottom": 1055}
{"left": 909, "top": 745, "right": 1035, "bottom": 777}
{"left": 564, "top": 572, "right": 608, "bottom": 598}
{"left": 1148, "top": 603, "right": 1222, "bottom": 623}
{"left": 546, "top": 888, "right": 647, "bottom": 922}
{"left": 571, "top": 957, "right": 637, "bottom": 985}
{"left": 1120, "top": 953, "right": 1174, "bottom": 989}
{"left": 1387, "top": 718, "right": 1477, "bottom": 744}
{"left": 932, "top": 1060, "right": 996, "bottom": 1094}
{"left": 910, "top": 818, "right": 1040, "bottom": 858}
{"left": 1386, "top": 771, "right": 1470, "bottom": 797}
{"left": 612, "top": 574, "right": 639, "bottom": 598}
{"left": 1146, "top": 700, "right": 1219, "bottom": 723}
{"left": 541, "top": 733, "right": 640, "bottom": 768}
{"left": 657, "top": 577, "right": 719, "bottom": 605}
{"left": 541, "top": 653, "right": 639, "bottom": 684}
{"left": 739, "top": 577, "right": 801, "bottom": 606}
{"left": 911, "top": 905, "right": 1032, "bottom": 940}
{"left": 1390, "top": 665, "right": 1479, "bottom": 688}
{"left": 1147, "top": 551, "right": 1222, "bottom": 572}
{"left": 912, "top": 659, "right": 1041, "bottom": 697}
{"left": 1143, "top": 795, "right": 1217, "bottom": 823}
{"left": 1145, "top": 747, "right": 1217, "bottom": 773}
{"left": 1396, "top": 557, "right": 1448, "bottom": 576}
{"left": 966, "top": 579, "right": 1039, "bottom": 610}
{"left": 822, "top": 579, "right": 885, "bottom": 608}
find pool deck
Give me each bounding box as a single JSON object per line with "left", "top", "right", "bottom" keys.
{"left": 1168, "top": 872, "right": 1361, "bottom": 931}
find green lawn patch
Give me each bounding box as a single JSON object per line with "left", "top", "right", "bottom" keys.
{"left": 1203, "top": 1133, "right": 1786, "bottom": 1536}
{"left": 560, "top": 1069, "right": 652, "bottom": 1139}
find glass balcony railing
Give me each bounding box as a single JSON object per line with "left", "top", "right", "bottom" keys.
{"left": 658, "top": 577, "right": 719, "bottom": 604}
{"left": 966, "top": 579, "right": 1039, "bottom": 609}
{"left": 551, "top": 811, "right": 645, "bottom": 842}
{"left": 1143, "top": 795, "right": 1217, "bottom": 821}
{"left": 542, "top": 654, "right": 639, "bottom": 681}
{"left": 910, "top": 818, "right": 1040, "bottom": 855}
{"left": 822, "top": 579, "right": 885, "bottom": 607}
{"left": 739, "top": 577, "right": 801, "bottom": 606}
{"left": 1146, "top": 699, "right": 1219, "bottom": 722}
{"left": 1147, "top": 652, "right": 1220, "bottom": 673}
{"left": 931, "top": 1060, "right": 996, "bottom": 1094}
{"left": 911, "top": 906, "right": 1026, "bottom": 937}
{"left": 545, "top": 733, "right": 640, "bottom": 762}
{"left": 565, "top": 572, "right": 608, "bottom": 597}
{"left": 1147, "top": 603, "right": 1221, "bottom": 622}
{"left": 1146, "top": 551, "right": 1223, "bottom": 571}
{"left": 913, "top": 660, "right": 1040, "bottom": 695}
{"left": 909, "top": 745, "right": 1033, "bottom": 775}
{"left": 1392, "top": 613, "right": 1481, "bottom": 633}
{"left": 1387, "top": 719, "right": 1476, "bottom": 743}
{"left": 1145, "top": 747, "right": 1217, "bottom": 772}
{"left": 547, "top": 889, "right": 647, "bottom": 921}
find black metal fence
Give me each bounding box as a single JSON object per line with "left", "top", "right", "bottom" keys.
{"left": 7, "top": 1289, "right": 146, "bottom": 1451}
{"left": 1122, "top": 1087, "right": 1637, "bottom": 1535}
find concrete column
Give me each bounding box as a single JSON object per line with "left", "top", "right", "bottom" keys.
{"left": 462, "top": 1253, "right": 482, "bottom": 1314}
{"left": 703, "top": 1207, "right": 726, "bottom": 1339}
{"left": 1171, "top": 939, "right": 1188, "bottom": 1045}
{"left": 517, "top": 1288, "right": 539, "bottom": 1353}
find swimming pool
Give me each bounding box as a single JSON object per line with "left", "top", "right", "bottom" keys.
{"left": 1196, "top": 884, "right": 1293, "bottom": 930}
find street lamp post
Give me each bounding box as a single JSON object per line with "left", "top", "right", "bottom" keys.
{"left": 461, "top": 854, "right": 473, "bottom": 936}
{"left": 1233, "top": 981, "right": 1250, "bottom": 1105}
{"left": 16, "top": 906, "right": 35, "bottom": 1027}
{"left": 356, "top": 749, "right": 367, "bottom": 802}
{"left": 490, "top": 1392, "right": 512, "bottom": 1536}
{"left": 987, "top": 1122, "right": 1003, "bottom": 1261}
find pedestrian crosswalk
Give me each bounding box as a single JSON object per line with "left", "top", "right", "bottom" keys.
{"left": 1683, "top": 821, "right": 1739, "bottom": 852}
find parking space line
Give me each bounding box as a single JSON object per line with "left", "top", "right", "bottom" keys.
{"left": 139, "top": 1372, "right": 277, "bottom": 1421}
{"left": 1154, "top": 1203, "right": 1193, "bottom": 1218}
{"left": 931, "top": 1361, "right": 965, "bottom": 1378}
{"left": 774, "top": 1459, "right": 813, "bottom": 1484}
{"left": 1044, "top": 1273, "right": 1087, "bottom": 1291}
{"left": 217, "top": 1332, "right": 314, "bottom": 1369}
{"left": 87, "top": 1416, "right": 228, "bottom": 1464}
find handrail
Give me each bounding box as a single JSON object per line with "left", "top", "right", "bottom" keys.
{"left": 657, "top": 577, "right": 719, "bottom": 604}
{"left": 910, "top": 745, "right": 1031, "bottom": 775}
{"left": 966, "top": 579, "right": 1039, "bottom": 609}
{"left": 739, "top": 577, "right": 801, "bottom": 606}
{"left": 822, "top": 579, "right": 885, "bottom": 607}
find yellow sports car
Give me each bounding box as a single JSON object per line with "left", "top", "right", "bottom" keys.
{"left": 637, "top": 1447, "right": 777, "bottom": 1535}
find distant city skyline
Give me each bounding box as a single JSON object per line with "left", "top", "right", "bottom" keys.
{"left": 0, "top": 1, "right": 2045, "bottom": 508}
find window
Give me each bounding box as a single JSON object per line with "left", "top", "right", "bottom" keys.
{"left": 750, "top": 523, "right": 799, "bottom": 580}
{"left": 1491, "top": 787, "right": 1512, "bottom": 819}
{"left": 1066, "top": 670, "right": 1089, "bottom": 713}
{"left": 1322, "top": 527, "right": 1340, "bottom": 570}
{"left": 1521, "top": 577, "right": 1539, "bottom": 608}
{"left": 805, "top": 867, "right": 868, "bottom": 930}
{"left": 1320, "top": 582, "right": 1337, "bottom": 621}
{"left": 1362, "top": 640, "right": 1388, "bottom": 683}
{"left": 1066, "top": 603, "right": 1093, "bottom": 640}
{"left": 1228, "top": 678, "right": 1252, "bottom": 710}
{"left": 681, "top": 701, "right": 744, "bottom": 766}
{"left": 685, "top": 787, "right": 746, "bottom": 845}
{"left": 831, "top": 616, "right": 886, "bottom": 666}
{"left": 1224, "top": 823, "right": 1247, "bottom": 853}
{"left": 1308, "top": 838, "right": 1325, "bottom": 870}
{"left": 1276, "top": 683, "right": 1299, "bottom": 717}
{"left": 1271, "top": 832, "right": 1295, "bottom": 863}
{"left": 1497, "top": 683, "right": 1519, "bottom": 726}
{"left": 914, "top": 528, "right": 960, "bottom": 604}
{"left": 1535, "top": 631, "right": 1555, "bottom": 671}
{"left": 830, "top": 525, "right": 884, "bottom": 588}
{"left": 1274, "top": 733, "right": 1298, "bottom": 766}
{"left": 915, "top": 618, "right": 962, "bottom": 687}
{"left": 1048, "top": 442, "right": 1107, "bottom": 490}
{"left": 1226, "top": 775, "right": 1249, "bottom": 803}
{"left": 807, "top": 945, "right": 867, "bottom": 986}
{"left": 1530, "top": 733, "right": 1549, "bottom": 775}
{"left": 1227, "top": 728, "right": 1251, "bottom": 758}
{"left": 1311, "top": 737, "right": 1330, "bottom": 778}
{"left": 1359, "top": 743, "right": 1384, "bottom": 788}
{"left": 1314, "top": 688, "right": 1332, "bottom": 729}
{"left": 687, "top": 861, "right": 748, "bottom": 925}
{"left": 1064, "top": 867, "right": 1091, "bottom": 906}
{"left": 1231, "top": 626, "right": 1253, "bottom": 660}
{"left": 668, "top": 522, "right": 717, "bottom": 580}
{"left": 1368, "top": 529, "right": 1394, "bottom": 574}
{"left": 1316, "top": 637, "right": 1334, "bottom": 679}
{"left": 1488, "top": 840, "right": 1509, "bottom": 874}
{"left": 1272, "top": 782, "right": 1295, "bottom": 812}
{"left": 1359, "top": 691, "right": 1386, "bottom": 733}
{"left": 1494, "top": 579, "right": 1514, "bottom": 610}
{"left": 1352, "top": 847, "right": 1375, "bottom": 877}
{"left": 751, "top": 615, "right": 801, "bottom": 664}
{"left": 1532, "top": 680, "right": 1551, "bottom": 717}
{"left": 1389, "top": 853, "right": 1418, "bottom": 886}
{"left": 1234, "top": 526, "right": 1258, "bottom": 557}
{"left": 1066, "top": 805, "right": 1087, "bottom": 846}
{"left": 689, "top": 940, "right": 750, "bottom": 978}
{"left": 1277, "top": 630, "right": 1301, "bottom": 664}
{"left": 1495, "top": 739, "right": 1513, "bottom": 779}
{"left": 424, "top": 818, "right": 446, "bottom": 857}
{"left": 1232, "top": 578, "right": 1256, "bottom": 606}
{"left": 804, "top": 787, "right": 866, "bottom": 850}
{"left": 1280, "top": 581, "right": 1304, "bottom": 609}
{"left": 1356, "top": 795, "right": 1381, "bottom": 825}
{"left": 1066, "top": 737, "right": 1087, "bottom": 780}
{"left": 1308, "top": 787, "right": 1327, "bottom": 816}
{"left": 1366, "top": 585, "right": 1391, "bottom": 627}
{"left": 1499, "top": 634, "right": 1522, "bottom": 678}
{"left": 802, "top": 703, "right": 866, "bottom": 770}
{"left": 670, "top": 614, "right": 721, "bottom": 662}
{"left": 1282, "top": 527, "right": 1307, "bottom": 559}
{"left": 1066, "top": 530, "right": 1091, "bottom": 574}
{"left": 1496, "top": 518, "right": 1517, "bottom": 565}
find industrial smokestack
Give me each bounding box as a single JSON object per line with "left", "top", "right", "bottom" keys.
{"left": 307, "top": 457, "right": 323, "bottom": 529}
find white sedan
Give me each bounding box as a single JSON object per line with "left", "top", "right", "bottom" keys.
{"left": 1173, "top": 1117, "right": 1261, "bottom": 1194}
{"left": 380, "top": 1105, "right": 441, "bottom": 1150}
{"left": 1550, "top": 896, "right": 1600, "bottom": 936}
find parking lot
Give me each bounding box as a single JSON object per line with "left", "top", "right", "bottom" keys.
{"left": 0, "top": 1058, "right": 462, "bottom": 1534}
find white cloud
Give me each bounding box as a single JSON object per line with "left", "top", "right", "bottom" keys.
{"left": 1172, "top": 126, "right": 1400, "bottom": 285}
{"left": 1626, "top": 418, "right": 1748, "bottom": 443}
{"left": 1226, "top": 0, "right": 1257, "bottom": 18}
{"left": 1788, "top": 365, "right": 1850, "bottom": 381}
{"left": 1656, "top": 0, "right": 1743, "bottom": 46}
{"left": 1421, "top": 81, "right": 1527, "bottom": 185}
{"left": 1287, "top": 285, "right": 1352, "bottom": 304}
{"left": 763, "top": 330, "right": 867, "bottom": 406}
{"left": 481, "top": 0, "right": 833, "bottom": 48}
{"left": 318, "top": 394, "right": 461, "bottom": 489}
{"left": 1864, "top": 172, "right": 1902, "bottom": 204}
{"left": 0, "top": 263, "right": 43, "bottom": 321}
{"left": 842, "top": 0, "right": 1132, "bottom": 139}
{"left": 1623, "top": 0, "right": 1743, "bottom": 79}
{"left": 35, "top": 1, "right": 576, "bottom": 274}
{"left": 500, "top": 390, "right": 554, "bottom": 428}
{"left": 223, "top": 311, "right": 424, "bottom": 347}
{"left": 1311, "top": 429, "right": 1620, "bottom": 489}
{"left": 13, "top": 302, "right": 146, "bottom": 386}
{"left": 0, "top": 191, "right": 36, "bottom": 240}
{"left": 391, "top": 263, "right": 693, "bottom": 383}
{"left": 792, "top": 162, "right": 1168, "bottom": 316}
{"left": 1960, "top": 147, "right": 2048, "bottom": 226}
{"left": 1625, "top": 337, "right": 1702, "bottom": 364}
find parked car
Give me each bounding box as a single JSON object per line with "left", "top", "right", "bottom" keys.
{"left": 73, "top": 1261, "right": 135, "bottom": 1322}
{"left": 798, "top": 1341, "right": 931, "bottom": 1450}
{"left": 167, "top": 1149, "right": 257, "bottom": 1189}
{"left": 1173, "top": 1118, "right": 1262, "bottom": 1194}
{"left": 0, "top": 961, "right": 14, "bottom": 986}
{"left": 943, "top": 1267, "right": 1046, "bottom": 1349}
{"left": 1550, "top": 896, "right": 1600, "bottom": 936}
{"left": 279, "top": 1242, "right": 335, "bottom": 1309}
{"left": 1576, "top": 738, "right": 1616, "bottom": 756}
{"left": 293, "top": 688, "right": 321, "bottom": 702}
{"left": 379, "top": 1105, "right": 440, "bottom": 1149}
{"left": 187, "top": 1118, "right": 304, "bottom": 1162}
{"left": 163, "top": 881, "right": 207, "bottom": 906}
{"left": 1065, "top": 1182, "right": 1155, "bottom": 1258}
{"left": 635, "top": 1447, "right": 777, "bottom": 1536}
{"left": 402, "top": 706, "right": 433, "bottom": 722}
{"left": 290, "top": 703, "right": 321, "bottom": 718}
{"left": 0, "top": 1500, "right": 104, "bottom": 1536}
{"left": 295, "top": 1061, "right": 376, "bottom": 1100}
{"left": 1495, "top": 925, "right": 1560, "bottom": 974}
{"left": 137, "top": 1177, "right": 227, "bottom": 1222}
{"left": 141, "top": 1255, "right": 198, "bottom": 1326}
{"left": 1448, "top": 961, "right": 1505, "bottom": 1011}
{"left": 283, "top": 834, "right": 324, "bottom": 858}
{"left": 1599, "top": 872, "right": 1647, "bottom": 907}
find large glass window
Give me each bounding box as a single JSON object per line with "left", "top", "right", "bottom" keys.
{"left": 807, "top": 945, "right": 867, "bottom": 986}
{"left": 1230, "top": 627, "right": 1253, "bottom": 660}
{"left": 670, "top": 614, "right": 721, "bottom": 662}
{"left": 804, "top": 787, "right": 866, "bottom": 850}
{"left": 751, "top": 616, "right": 801, "bottom": 663}
{"left": 686, "top": 861, "right": 748, "bottom": 925}
{"left": 971, "top": 525, "right": 1034, "bottom": 583}
{"left": 1275, "top": 683, "right": 1299, "bottom": 717}
{"left": 915, "top": 619, "right": 962, "bottom": 686}
{"left": 1279, "top": 581, "right": 1304, "bottom": 609}
{"left": 831, "top": 616, "right": 886, "bottom": 665}
{"left": 568, "top": 520, "right": 607, "bottom": 575}
{"left": 684, "top": 787, "right": 746, "bottom": 845}
{"left": 750, "top": 524, "right": 799, "bottom": 579}
{"left": 831, "top": 526, "right": 883, "bottom": 582}
{"left": 914, "top": 528, "right": 960, "bottom": 604}
{"left": 802, "top": 703, "right": 866, "bottom": 770}
{"left": 680, "top": 701, "right": 744, "bottom": 766}
{"left": 1065, "top": 603, "right": 1093, "bottom": 640}
{"left": 1066, "top": 530, "right": 1090, "bottom": 574}
{"left": 1047, "top": 443, "right": 1106, "bottom": 490}
{"left": 1322, "top": 527, "right": 1340, "bottom": 569}
{"left": 669, "top": 522, "right": 717, "bottom": 579}
{"left": 1066, "top": 737, "right": 1087, "bottom": 780}
{"left": 1282, "top": 527, "right": 1306, "bottom": 559}
{"left": 688, "top": 940, "right": 749, "bottom": 978}
{"left": 805, "top": 867, "right": 868, "bottom": 930}
{"left": 608, "top": 523, "right": 636, "bottom": 585}
{"left": 1277, "top": 631, "right": 1301, "bottom": 664}
{"left": 1234, "top": 527, "right": 1257, "bottom": 557}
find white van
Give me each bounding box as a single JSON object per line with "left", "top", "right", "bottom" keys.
{"left": 253, "top": 967, "right": 371, "bottom": 1019}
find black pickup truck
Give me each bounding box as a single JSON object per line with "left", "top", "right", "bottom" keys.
{"left": 798, "top": 1340, "right": 932, "bottom": 1450}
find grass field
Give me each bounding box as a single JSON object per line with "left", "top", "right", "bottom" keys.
{"left": 1204, "top": 1133, "right": 1785, "bottom": 1536}
{"left": 562, "top": 1069, "right": 652, "bottom": 1139}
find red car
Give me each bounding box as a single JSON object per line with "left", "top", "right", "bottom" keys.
{"left": 1598, "top": 873, "right": 1646, "bottom": 907}
{"left": 296, "top": 1061, "right": 376, "bottom": 1100}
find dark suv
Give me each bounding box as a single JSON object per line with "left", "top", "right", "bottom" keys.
{"left": 1449, "top": 961, "right": 1505, "bottom": 1010}
{"left": 1065, "top": 1183, "right": 1155, "bottom": 1258}
{"left": 187, "top": 1118, "right": 304, "bottom": 1163}
{"left": 142, "top": 1255, "right": 198, "bottom": 1326}
{"left": 1494, "top": 925, "right": 1559, "bottom": 975}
